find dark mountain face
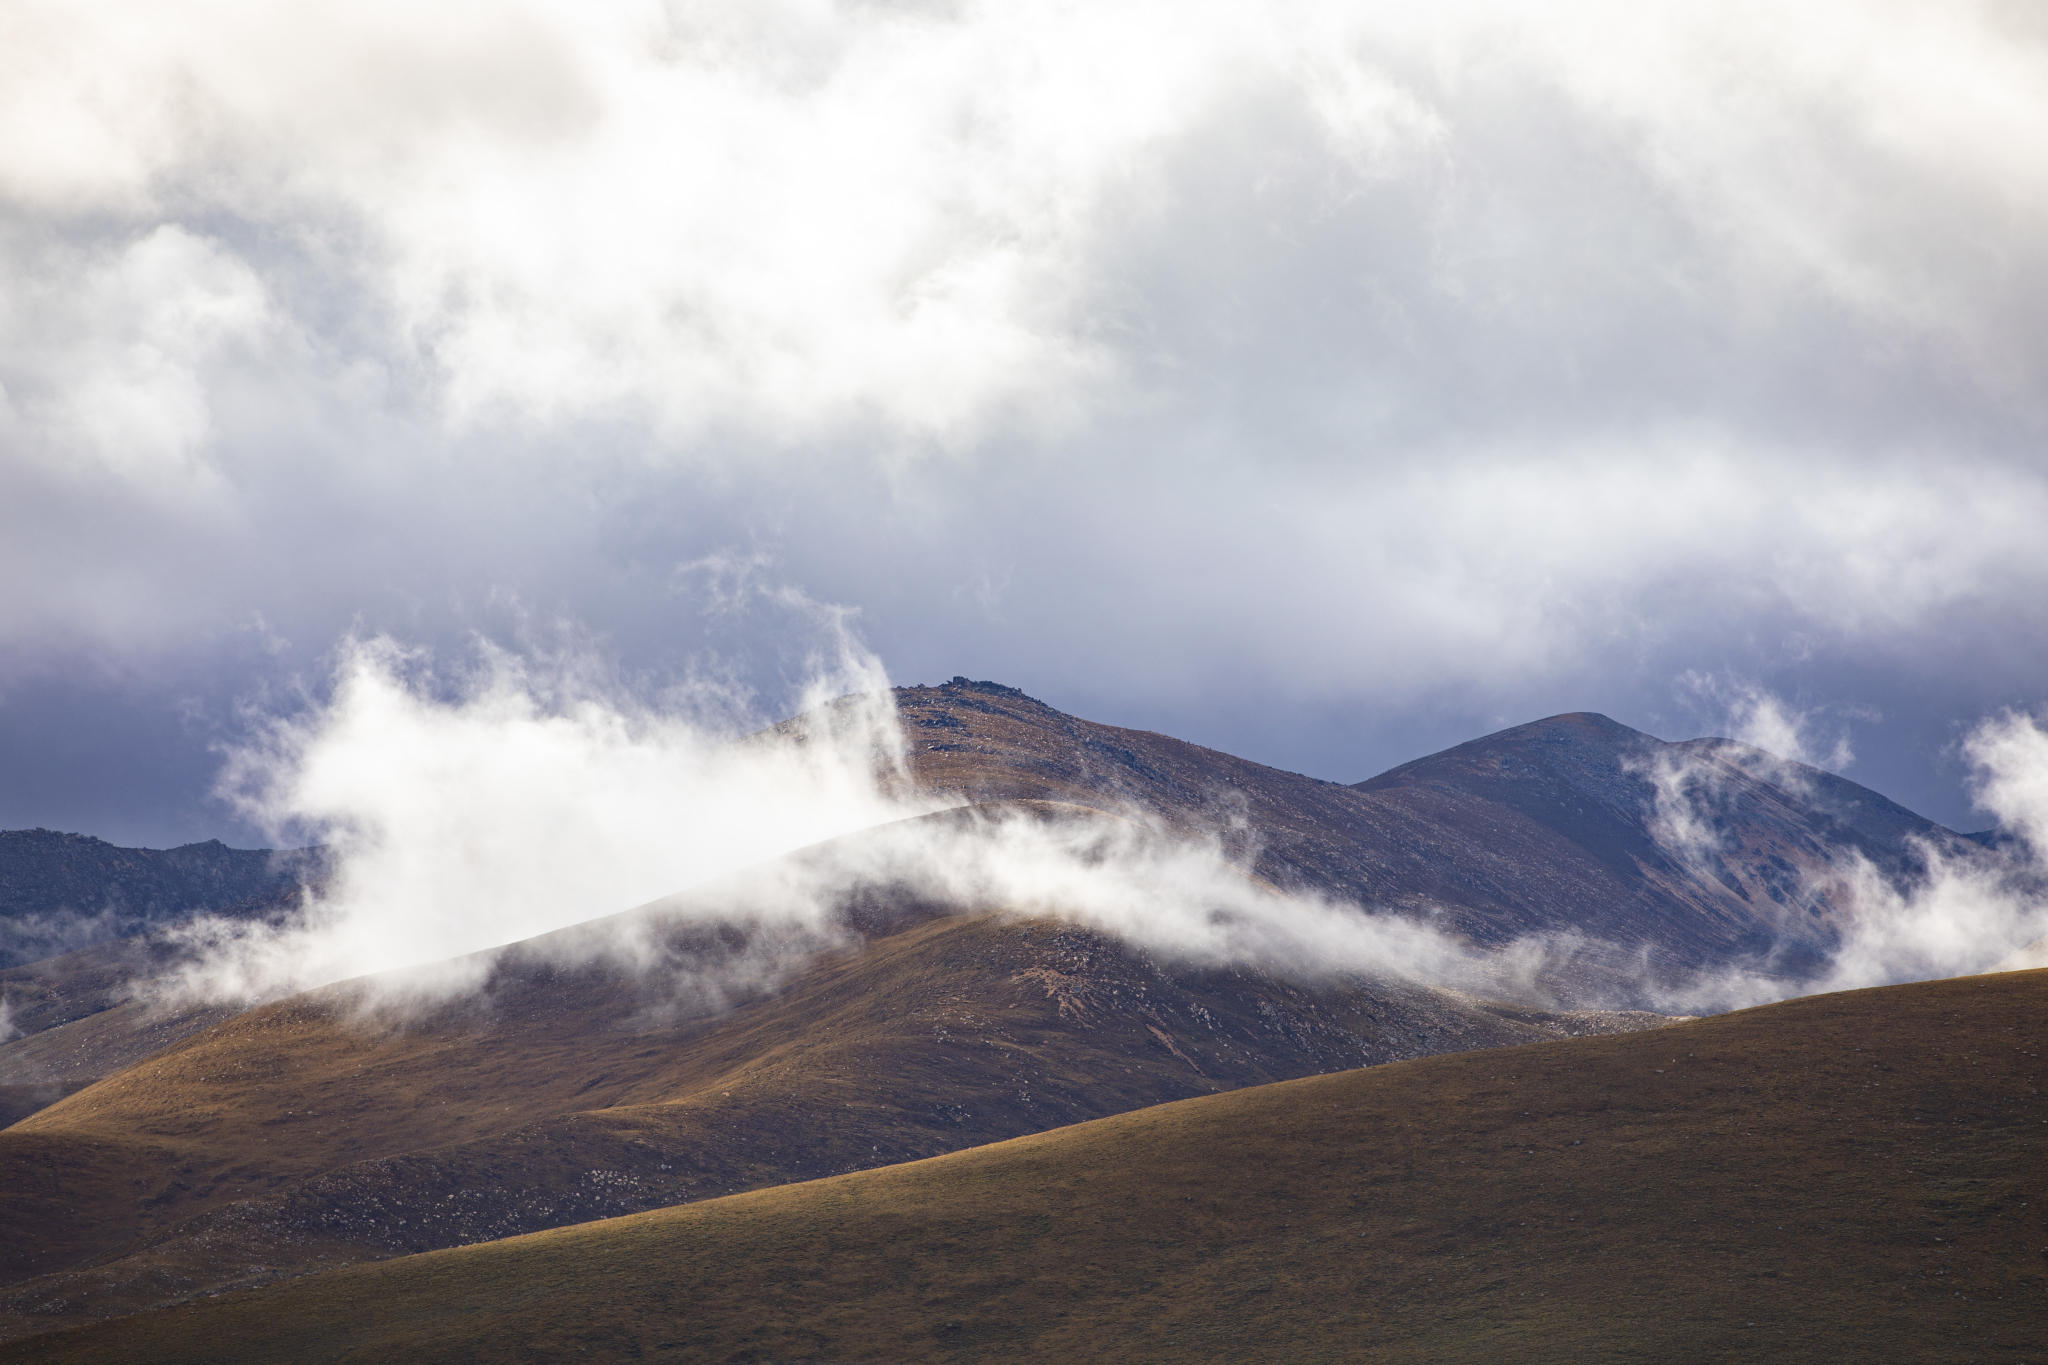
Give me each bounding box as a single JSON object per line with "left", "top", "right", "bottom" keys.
{"left": 0, "top": 830, "right": 321, "bottom": 970}
{"left": 897, "top": 682, "right": 1988, "bottom": 994}
{"left": 1349, "top": 714, "right": 1987, "bottom": 968}
{"left": 0, "top": 806, "right": 1670, "bottom": 1341}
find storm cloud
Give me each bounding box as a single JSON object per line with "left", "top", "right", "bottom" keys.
{"left": 4, "top": 0, "right": 2048, "bottom": 840}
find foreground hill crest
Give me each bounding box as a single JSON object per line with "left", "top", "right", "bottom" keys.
{"left": 17, "top": 967, "right": 2046, "bottom": 1364}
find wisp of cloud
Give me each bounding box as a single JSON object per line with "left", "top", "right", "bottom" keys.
{"left": 172, "top": 636, "right": 917, "bottom": 1001}
{"left": 1640, "top": 698, "right": 2048, "bottom": 1012}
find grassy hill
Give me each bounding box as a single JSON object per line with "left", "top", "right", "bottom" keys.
{"left": 14, "top": 965, "right": 2043, "bottom": 1364}
{"left": 0, "top": 807, "right": 1665, "bottom": 1340}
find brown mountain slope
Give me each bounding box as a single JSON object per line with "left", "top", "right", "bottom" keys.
{"left": 16, "top": 966, "right": 2044, "bottom": 1365}
{"left": 0, "top": 940, "right": 243, "bottom": 1125}
{"left": 0, "top": 879, "right": 318, "bottom": 1125}
{"left": 0, "top": 806, "right": 1667, "bottom": 1341}
{"left": 0, "top": 690, "right": 1994, "bottom": 1344}
{"left": 895, "top": 680, "right": 1990, "bottom": 990}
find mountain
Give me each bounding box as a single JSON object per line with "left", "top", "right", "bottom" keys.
{"left": 0, "top": 684, "right": 2001, "bottom": 1344}
{"left": 0, "top": 950, "right": 235, "bottom": 1128}
{"left": 2, "top": 681, "right": 1983, "bottom": 1075}
{"left": 16, "top": 964, "right": 2044, "bottom": 1364}
{"left": 0, "top": 830, "right": 320, "bottom": 970}
{"left": 898, "top": 681, "right": 1992, "bottom": 991}
{"left": 0, "top": 804, "right": 1671, "bottom": 1341}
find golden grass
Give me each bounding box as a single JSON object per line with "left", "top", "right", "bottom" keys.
{"left": 3, "top": 902, "right": 1639, "bottom": 1338}
{"left": 17, "top": 967, "right": 2046, "bottom": 1364}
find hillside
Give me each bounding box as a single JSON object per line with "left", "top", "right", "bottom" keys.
{"left": 0, "top": 879, "right": 312, "bottom": 1125}
{"left": 16, "top": 965, "right": 2043, "bottom": 1364}
{"left": 0, "top": 805, "right": 1669, "bottom": 1341}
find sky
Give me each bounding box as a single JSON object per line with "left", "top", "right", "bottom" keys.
{"left": 5, "top": 0, "right": 2048, "bottom": 847}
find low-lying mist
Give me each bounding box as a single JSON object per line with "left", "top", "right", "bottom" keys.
{"left": 171, "top": 637, "right": 918, "bottom": 1003}
{"left": 0, "top": 906, "right": 127, "bottom": 974}
{"left": 159, "top": 639, "right": 2048, "bottom": 1023}
{"left": 164, "top": 637, "right": 1542, "bottom": 1014}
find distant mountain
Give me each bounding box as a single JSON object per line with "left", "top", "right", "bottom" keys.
{"left": 898, "top": 682, "right": 1992, "bottom": 992}
{"left": 20, "top": 965, "right": 2045, "bottom": 1365}
{"left": 0, "top": 803, "right": 1673, "bottom": 1341}
{"left": 0, "top": 830, "right": 321, "bottom": 970}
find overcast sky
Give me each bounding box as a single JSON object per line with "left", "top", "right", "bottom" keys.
{"left": 5, "top": 0, "right": 2048, "bottom": 847}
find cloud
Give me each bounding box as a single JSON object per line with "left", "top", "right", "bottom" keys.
{"left": 8, "top": 3, "right": 2047, "bottom": 468}
{"left": 1965, "top": 708, "right": 2048, "bottom": 855}
{"left": 138, "top": 646, "right": 2048, "bottom": 1029}
{"left": 0, "top": 906, "right": 125, "bottom": 972}
{"left": 0, "top": 225, "right": 278, "bottom": 489}
{"left": 1674, "top": 672, "right": 1862, "bottom": 774}
{"left": 175, "top": 631, "right": 912, "bottom": 997}
{"left": 5, "top": 0, "right": 2048, "bottom": 836}
{"left": 1, "top": 0, "right": 1135, "bottom": 448}
{"left": 1639, "top": 704, "right": 2048, "bottom": 1011}
{"left": 1630, "top": 673, "right": 1872, "bottom": 848}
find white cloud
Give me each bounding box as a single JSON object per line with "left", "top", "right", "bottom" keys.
{"left": 5, "top": 0, "right": 2045, "bottom": 456}
{"left": 5, "top": 0, "right": 2048, "bottom": 837}
{"left": 1643, "top": 705, "right": 2048, "bottom": 1011}
{"left": 190, "top": 632, "right": 911, "bottom": 991}
{"left": 0, "top": 225, "right": 276, "bottom": 490}
{"left": 136, "top": 639, "right": 2048, "bottom": 1024}
{"left": 1965, "top": 708, "right": 2048, "bottom": 855}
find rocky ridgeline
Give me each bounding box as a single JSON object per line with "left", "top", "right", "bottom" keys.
{"left": 0, "top": 830, "right": 322, "bottom": 969}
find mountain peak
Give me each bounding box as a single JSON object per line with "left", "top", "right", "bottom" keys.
{"left": 903, "top": 676, "right": 1043, "bottom": 704}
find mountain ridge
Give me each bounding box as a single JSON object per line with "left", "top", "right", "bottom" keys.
{"left": 0, "top": 830, "right": 322, "bottom": 972}
{"left": 900, "top": 685, "right": 1992, "bottom": 990}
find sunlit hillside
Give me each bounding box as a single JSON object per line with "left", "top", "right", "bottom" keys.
{"left": 16, "top": 966, "right": 2046, "bottom": 1364}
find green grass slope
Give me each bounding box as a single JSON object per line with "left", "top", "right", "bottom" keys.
{"left": 16, "top": 967, "right": 2044, "bottom": 1364}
